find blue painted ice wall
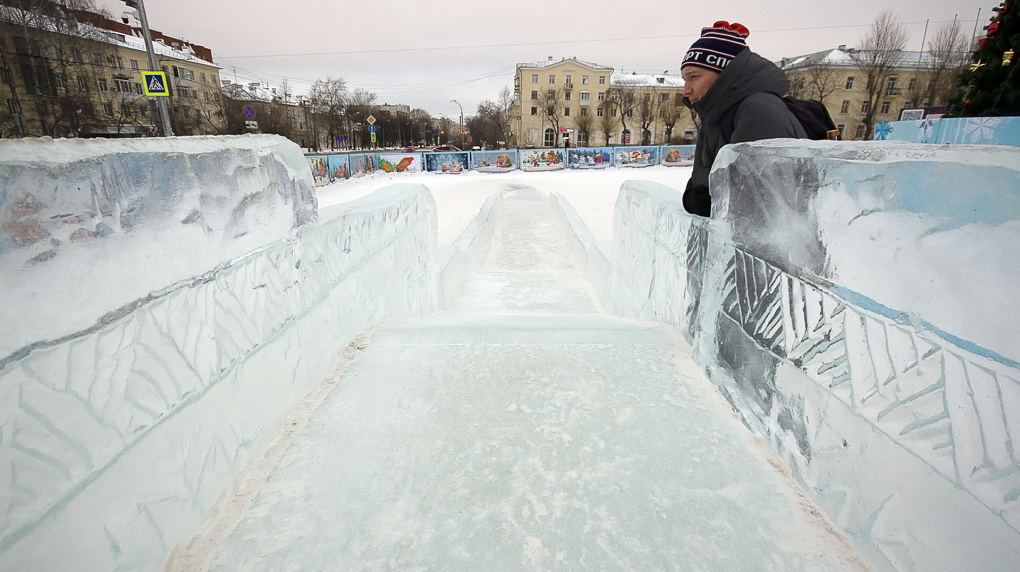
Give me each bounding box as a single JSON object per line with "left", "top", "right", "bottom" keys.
{"left": 875, "top": 116, "right": 1020, "bottom": 146}
{"left": 607, "top": 140, "right": 1020, "bottom": 571}
{"left": 0, "top": 136, "right": 441, "bottom": 571}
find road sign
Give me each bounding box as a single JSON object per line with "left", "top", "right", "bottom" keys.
{"left": 141, "top": 71, "right": 170, "bottom": 97}
{"left": 243, "top": 105, "right": 256, "bottom": 120}
{"left": 371, "top": 133, "right": 377, "bottom": 143}
{"left": 368, "top": 125, "right": 376, "bottom": 133}
{"left": 245, "top": 121, "right": 258, "bottom": 130}
{"left": 367, "top": 115, "right": 376, "bottom": 125}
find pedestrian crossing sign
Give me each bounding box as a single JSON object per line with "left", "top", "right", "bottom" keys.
{"left": 141, "top": 71, "right": 170, "bottom": 96}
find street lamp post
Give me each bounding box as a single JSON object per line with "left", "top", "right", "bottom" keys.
{"left": 451, "top": 99, "right": 463, "bottom": 149}
{"left": 123, "top": 0, "right": 173, "bottom": 136}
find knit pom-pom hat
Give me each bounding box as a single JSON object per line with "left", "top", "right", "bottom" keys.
{"left": 681, "top": 21, "right": 750, "bottom": 74}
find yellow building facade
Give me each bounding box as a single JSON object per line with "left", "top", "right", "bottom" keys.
{"left": 512, "top": 57, "right": 697, "bottom": 148}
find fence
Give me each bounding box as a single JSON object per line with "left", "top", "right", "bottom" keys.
{"left": 305, "top": 145, "right": 697, "bottom": 186}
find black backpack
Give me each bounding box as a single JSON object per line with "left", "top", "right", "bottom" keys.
{"left": 722, "top": 95, "right": 840, "bottom": 142}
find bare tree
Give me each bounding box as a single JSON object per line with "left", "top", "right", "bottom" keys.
{"left": 476, "top": 86, "right": 514, "bottom": 145}
{"left": 850, "top": 11, "right": 908, "bottom": 139}
{"left": 596, "top": 101, "right": 618, "bottom": 146}
{"left": 804, "top": 65, "right": 840, "bottom": 104}
{"left": 923, "top": 18, "right": 970, "bottom": 107}
{"left": 308, "top": 76, "right": 347, "bottom": 148}
{"left": 605, "top": 86, "right": 638, "bottom": 144}
{"left": 345, "top": 87, "right": 376, "bottom": 148}
{"left": 660, "top": 93, "right": 687, "bottom": 143}
{"left": 572, "top": 105, "right": 595, "bottom": 147}
{"left": 636, "top": 90, "right": 657, "bottom": 145}
{"left": 539, "top": 86, "right": 563, "bottom": 144}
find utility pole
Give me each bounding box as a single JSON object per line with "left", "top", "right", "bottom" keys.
{"left": 123, "top": 0, "right": 173, "bottom": 136}
{"left": 451, "top": 99, "right": 463, "bottom": 148}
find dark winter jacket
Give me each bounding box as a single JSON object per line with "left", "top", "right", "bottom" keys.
{"left": 683, "top": 48, "right": 807, "bottom": 217}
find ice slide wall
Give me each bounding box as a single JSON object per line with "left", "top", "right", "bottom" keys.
{"left": 588, "top": 140, "right": 1020, "bottom": 571}
{"left": 0, "top": 135, "right": 503, "bottom": 571}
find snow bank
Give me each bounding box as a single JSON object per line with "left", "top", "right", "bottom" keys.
{"left": 0, "top": 137, "right": 441, "bottom": 571}
{"left": 605, "top": 141, "right": 1020, "bottom": 570}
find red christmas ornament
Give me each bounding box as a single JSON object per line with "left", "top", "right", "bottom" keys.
{"left": 988, "top": 22, "right": 1000, "bottom": 36}
{"left": 979, "top": 38, "right": 987, "bottom": 49}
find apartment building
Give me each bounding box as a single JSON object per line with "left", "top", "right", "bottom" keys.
{"left": 0, "top": 0, "right": 225, "bottom": 138}
{"left": 512, "top": 57, "right": 697, "bottom": 148}
{"left": 780, "top": 46, "right": 961, "bottom": 140}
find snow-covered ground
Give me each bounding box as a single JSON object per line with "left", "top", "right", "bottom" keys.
{"left": 316, "top": 165, "right": 694, "bottom": 244}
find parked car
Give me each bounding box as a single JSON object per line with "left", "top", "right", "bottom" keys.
{"left": 432, "top": 145, "right": 461, "bottom": 152}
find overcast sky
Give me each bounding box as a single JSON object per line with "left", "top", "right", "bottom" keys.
{"left": 95, "top": 0, "right": 993, "bottom": 117}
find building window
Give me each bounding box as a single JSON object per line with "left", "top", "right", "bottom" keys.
{"left": 134, "top": 82, "right": 142, "bottom": 94}
{"left": 599, "top": 75, "right": 606, "bottom": 85}
{"left": 580, "top": 91, "right": 590, "bottom": 102}
{"left": 77, "top": 76, "right": 88, "bottom": 90}
{"left": 98, "top": 78, "right": 108, "bottom": 91}
{"left": 92, "top": 52, "right": 103, "bottom": 66}
{"left": 580, "top": 108, "right": 587, "bottom": 116}
{"left": 549, "top": 74, "right": 555, "bottom": 84}
{"left": 114, "top": 78, "right": 131, "bottom": 92}
{"left": 565, "top": 74, "right": 572, "bottom": 86}
{"left": 131, "top": 59, "right": 139, "bottom": 71}
{"left": 860, "top": 101, "right": 870, "bottom": 114}
{"left": 840, "top": 100, "right": 850, "bottom": 113}
{"left": 855, "top": 124, "right": 866, "bottom": 138}
{"left": 659, "top": 93, "right": 670, "bottom": 103}
{"left": 547, "top": 89, "right": 555, "bottom": 100}
{"left": 564, "top": 107, "right": 570, "bottom": 116}
{"left": 597, "top": 92, "right": 605, "bottom": 102}
{"left": 103, "top": 102, "right": 114, "bottom": 117}
{"left": 845, "top": 76, "right": 855, "bottom": 89}
{"left": 212, "top": 75, "right": 217, "bottom": 85}
{"left": 658, "top": 109, "right": 665, "bottom": 118}
{"left": 836, "top": 123, "right": 846, "bottom": 135}
{"left": 564, "top": 91, "right": 571, "bottom": 101}
{"left": 530, "top": 107, "right": 537, "bottom": 116}
{"left": 596, "top": 107, "right": 603, "bottom": 117}
{"left": 531, "top": 73, "right": 538, "bottom": 84}
{"left": 531, "top": 90, "right": 538, "bottom": 100}
{"left": 201, "top": 72, "right": 206, "bottom": 83}
{"left": 582, "top": 75, "right": 589, "bottom": 85}
{"left": 611, "top": 108, "right": 617, "bottom": 117}
{"left": 881, "top": 101, "right": 891, "bottom": 114}
{"left": 908, "top": 78, "right": 917, "bottom": 91}
{"left": 885, "top": 77, "right": 898, "bottom": 96}
{"left": 116, "top": 57, "right": 125, "bottom": 70}
{"left": 676, "top": 93, "right": 684, "bottom": 104}
{"left": 71, "top": 48, "right": 83, "bottom": 63}
{"left": 644, "top": 94, "right": 651, "bottom": 102}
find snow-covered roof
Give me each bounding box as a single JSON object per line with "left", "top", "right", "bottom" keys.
{"left": 518, "top": 57, "right": 613, "bottom": 71}
{"left": 612, "top": 72, "right": 684, "bottom": 88}
{"left": 778, "top": 47, "right": 936, "bottom": 71}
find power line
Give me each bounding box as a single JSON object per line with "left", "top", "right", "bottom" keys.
{"left": 218, "top": 20, "right": 967, "bottom": 60}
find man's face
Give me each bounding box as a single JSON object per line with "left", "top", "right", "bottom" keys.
{"left": 681, "top": 67, "right": 720, "bottom": 104}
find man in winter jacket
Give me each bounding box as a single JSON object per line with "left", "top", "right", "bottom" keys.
{"left": 681, "top": 21, "right": 807, "bottom": 217}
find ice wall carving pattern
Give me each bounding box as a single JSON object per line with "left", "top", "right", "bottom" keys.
{"left": 0, "top": 187, "right": 437, "bottom": 566}
{"left": 609, "top": 181, "right": 1020, "bottom": 560}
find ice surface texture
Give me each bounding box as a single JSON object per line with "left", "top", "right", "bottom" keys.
{"left": 0, "top": 135, "right": 318, "bottom": 360}
{"left": 607, "top": 142, "right": 1020, "bottom": 570}
{"left": 0, "top": 136, "right": 440, "bottom": 571}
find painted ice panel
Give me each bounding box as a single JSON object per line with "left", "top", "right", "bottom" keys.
{"left": 520, "top": 149, "right": 564, "bottom": 171}
{"left": 471, "top": 150, "right": 518, "bottom": 172}
{"left": 614, "top": 146, "right": 658, "bottom": 167}
{"left": 425, "top": 152, "right": 468, "bottom": 173}
{"left": 567, "top": 148, "right": 612, "bottom": 169}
